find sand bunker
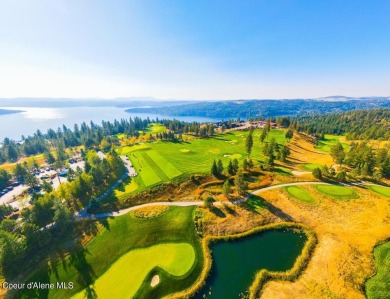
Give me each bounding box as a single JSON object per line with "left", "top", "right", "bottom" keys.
{"left": 151, "top": 274, "right": 160, "bottom": 287}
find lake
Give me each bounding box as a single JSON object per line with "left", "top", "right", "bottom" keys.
{"left": 195, "top": 230, "right": 307, "bottom": 299}
{"left": 0, "top": 106, "right": 219, "bottom": 141}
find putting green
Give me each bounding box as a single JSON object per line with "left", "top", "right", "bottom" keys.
{"left": 369, "top": 185, "right": 390, "bottom": 198}
{"left": 316, "top": 185, "right": 358, "bottom": 199}
{"left": 208, "top": 148, "right": 220, "bottom": 154}
{"left": 286, "top": 186, "right": 316, "bottom": 204}
{"left": 72, "top": 243, "right": 195, "bottom": 299}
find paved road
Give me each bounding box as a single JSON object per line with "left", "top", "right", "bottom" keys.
{"left": 0, "top": 184, "right": 29, "bottom": 205}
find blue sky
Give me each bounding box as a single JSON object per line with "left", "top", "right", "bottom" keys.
{"left": 0, "top": 0, "right": 389, "bottom": 99}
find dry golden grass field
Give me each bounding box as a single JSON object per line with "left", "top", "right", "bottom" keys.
{"left": 257, "top": 185, "right": 390, "bottom": 299}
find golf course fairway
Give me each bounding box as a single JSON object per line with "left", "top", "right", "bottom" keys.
{"left": 72, "top": 243, "right": 195, "bottom": 299}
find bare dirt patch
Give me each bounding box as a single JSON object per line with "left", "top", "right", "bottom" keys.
{"left": 292, "top": 170, "right": 311, "bottom": 176}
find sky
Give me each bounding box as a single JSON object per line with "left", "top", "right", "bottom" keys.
{"left": 0, "top": 0, "right": 390, "bottom": 100}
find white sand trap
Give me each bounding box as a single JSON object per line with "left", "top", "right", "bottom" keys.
{"left": 223, "top": 154, "right": 230, "bottom": 157}
{"left": 151, "top": 274, "right": 160, "bottom": 287}
{"left": 292, "top": 170, "right": 311, "bottom": 176}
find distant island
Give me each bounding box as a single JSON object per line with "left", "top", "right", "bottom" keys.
{"left": 0, "top": 109, "right": 22, "bottom": 115}
{"left": 126, "top": 97, "right": 390, "bottom": 118}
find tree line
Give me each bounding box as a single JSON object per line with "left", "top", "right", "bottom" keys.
{"left": 0, "top": 117, "right": 216, "bottom": 163}
{"left": 0, "top": 149, "right": 125, "bottom": 279}
{"left": 312, "top": 140, "right": 390, "bottom": 181}
{"left": 290, "top": 108, "right": 390, "bottom": 140}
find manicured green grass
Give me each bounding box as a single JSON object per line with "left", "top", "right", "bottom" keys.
{"left": 366, "top": 241, "right": 390, "bottom": 299}
{"left": 286, "top": 186, "right": 316, "bottom": 204}
{"left": 145, "top": 123, "right": 167, "bottom": 133}
{"left": 120, "top": 129, "right": 286, "bottom": 176}
{"left": 369, "top": 185, "right": 390, "bottom": 198}
{"left": 314, "top": 134, "right": 350, "bottom": 153}
{"left": 316, "top": 185, "right": 358, "bottom": 200}
{"left": 114, "top": 176, "right": 139, "bottom": 196}
{"left": 17, "top": 206, "right": 203, "bottom": 299}
{"left": 114, "top": 129, "right": 287, "bottom": 196}
{"left": 72, "top": 243, "right": 195, "bottom": 299}
{"left": 131, "top": 151, "right": 162, "bottom": 187}
{"left": 301, "top": 163, "right": 322, "bottom": 171}
{"left": 143, "top": 150, "right": 182, "bottom": 180}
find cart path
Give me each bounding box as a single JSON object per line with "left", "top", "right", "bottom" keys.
{"left": 78, "top": 180, "right": 368, "bottom": 219}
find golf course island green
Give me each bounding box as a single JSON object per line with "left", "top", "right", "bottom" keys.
{"left": 195, "top": 229, "right": 307, "bottom": 299}
{"left": 316, "top": 184, "right": 358, "bottom": 200}
{"left": 71, "top": 243, "right": 195, "bottom": 299}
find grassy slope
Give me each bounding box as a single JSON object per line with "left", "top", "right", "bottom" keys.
{"left": 314, "top": 134, "right": 350, "bottom": 153}
{"left": 286, "top": 186, "right": 315, "bottom": 204}
{"left": 366, "top": 240, "right": 390, "bottom": 299}
{"left": 17, "top": 206, "right": 203, "bottom": 299}
{"left": 72, "top": 243, "right": 195, "bottom": 299}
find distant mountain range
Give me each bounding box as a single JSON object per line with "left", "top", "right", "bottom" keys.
{"left": 126, "top": 97, "right": 390, "bottom": 119}
{"left": 0, "top": 97, "right": 197, "bottom": 108}
{"left": 0, "top": 109, "right": 22, "bottom": 115}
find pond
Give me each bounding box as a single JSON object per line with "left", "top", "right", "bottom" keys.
{"left": 195, "top": 229, "right": 307, "bottom": 299}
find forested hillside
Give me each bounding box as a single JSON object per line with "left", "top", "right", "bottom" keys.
{"left": 0, "top": 109, "right": 21, "bottom": 115}
{"left": 292, "top": 108, "right": 390, "bottom": 140}
{"left": 126, "top": 99, "right": 390, "bottom": 118}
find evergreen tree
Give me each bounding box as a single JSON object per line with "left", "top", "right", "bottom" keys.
{"left": 227, "top": 159, "right": 234, "bottom": 176}
{"left": 222, "top": 179, "right": 231, "bottom": 199}
{"left": 245, "top": 132, "right": 253, "bottom": 157}
{"left": 232, "top": 158, "right": 239, "bottom": 174}
{"left": 243, "top": 159, "right": 249, "bottom": 171}
{"left": 260, "top": 127, "right": 268, "bottom": 143}
{"left": 217, "top": 159, "right": 224, "bottom": 175}
{"left": 312, "top": 168, "right": 322, "bottom": 180}
{"left": 66, "top": 168, "right": 76, "bottom": 182}
{"left": 279, "top": 145, "right": 291, "bottom": 162}
{"left": 44, "top": 151, "right": 55, "bottom": 165}
{"left": 330, "top": 142, "right": 346, "bottom": 165}
{"left": 285, "top": 129, "right": 294, "bottom": 140}
{"left": 211, "top": 159, "right": 218, "bottom": 177}
{"left": 13, "top": 163, "right": 27, "bottom": 181}
{"left": 235, "top": 170, "right": 247, "bottom": 196}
